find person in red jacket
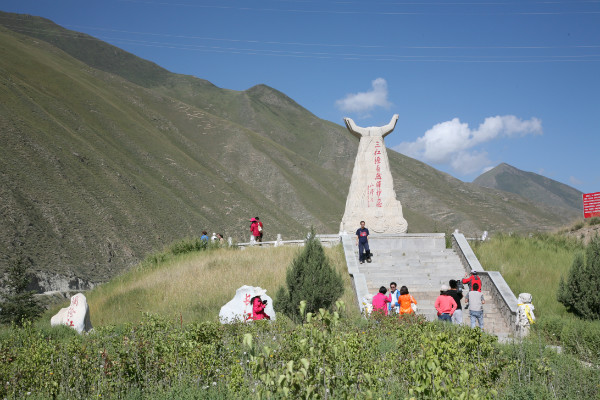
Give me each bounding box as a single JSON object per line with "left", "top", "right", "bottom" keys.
{"left": 255, "top": 216, "right": 264, "bottom": 241}
{"left": 462, "top": 271, "right": 482, "bottom": 292}
{"left": 251, "top": 296, "right": 270, "bottom": 320}
{"left": 250, "top": 218, "right": 262, "bottom": 243}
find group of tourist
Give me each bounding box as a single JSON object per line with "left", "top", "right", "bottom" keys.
{"left": 200, "top": 231, "right": 225, "bottom": 243}
{"left": 370, "top": 272, "right": 485, "bottom": 329}
{"left": 359, "top": 221, "right": 486, "bottom": 330}
{"left": 434, "top": 271, "right": 485, "bottom": 329}
{"left": 372, "top": 282, "right": 418, "bottom": 316}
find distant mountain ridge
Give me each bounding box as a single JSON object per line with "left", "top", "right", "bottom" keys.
{"left": 473, "top": 163, "right": 583, "bottom": 213}
{"left": 0, "top": 11, "right": 581, "bottom": 291}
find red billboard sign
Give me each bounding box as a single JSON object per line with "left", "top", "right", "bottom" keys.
{"left": 583, "top": 192, "right": 600, "bottom": 218}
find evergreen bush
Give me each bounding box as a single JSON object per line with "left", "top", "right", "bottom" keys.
{"left": 557, "top": 235, "right": 600, "bottom": 320}
{"left": 275, "top": 229, "right": 344, "bottom": 322}
{"left": 0, "top": 255, "right": 43, "bottom": 326}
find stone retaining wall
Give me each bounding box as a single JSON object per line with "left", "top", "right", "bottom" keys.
{"left": 452, "top": 232, "right": 518, "bottom": 334}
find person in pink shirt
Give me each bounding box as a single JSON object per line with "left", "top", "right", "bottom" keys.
{"left": 251, "top": 296, "right": 270, "bottom": 320}
{"left": 434, "top": 284, "right": 457, "bottom": 322}
{"left": 372, "top": 286, "right": 391, "bottom": 316}
{"left": 249, "top": 218, "right": 262, "bottom": 243}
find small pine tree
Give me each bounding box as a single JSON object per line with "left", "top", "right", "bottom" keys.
{"left": 557, "top": 252, "right": 586, "bottom": 315}
{"left": 0, "top": 255, "right": 43, "bottom": 326}
{"left": 275, "top": 228, "right": 344, "bottom": 322}
{"left": 557, "top": 235, "right": 600, "bottom": 320}
{"left": 584, "top": 235, "right": 600, "bottom": 319}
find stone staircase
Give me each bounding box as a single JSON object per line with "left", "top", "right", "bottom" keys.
{"left": 343, "top": 233, "right": 512, "bottom": 338}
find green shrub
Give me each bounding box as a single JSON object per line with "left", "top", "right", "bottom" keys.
{"left": 588, "top": 217, "right": 600, "bottom": 226}
{"left": 275, "top": 229, "right": 344, "bottom": 322}
{"left": 536, "top": 316, "right": 600, "bottom": 364}
{"left": 0, "top": 255, "right": 43, "bottom": 326}
{"left": 557, "top": 236, "right": 600, "bottom": 320}
{"left": 2, "top": 311, "right": 600, "bottom": 399}
{"left": 571, "top": 222, "right": 585, "bottom": 231}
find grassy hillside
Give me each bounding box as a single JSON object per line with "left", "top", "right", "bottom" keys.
{"left": 81, "top": 244, "right": 359, "bottom": 326}
{"left": 472, "top": 232, "right": 585, "bottom": 318}
{"left": 0, "top": 12, "right": 581, "bottom": 290}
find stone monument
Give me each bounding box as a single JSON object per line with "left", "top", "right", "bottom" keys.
{"left": 51, "top": 293, "right": 93, "bottom": 334}
{"left": 219, "top": 285, "right": 276, "bottom": 323}
{"left": 340, "top": 114, "right": 408, "bottom": 234}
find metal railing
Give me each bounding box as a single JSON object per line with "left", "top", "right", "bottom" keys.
{"left": 236, "top": 234, "right": 341, "bottom": 248}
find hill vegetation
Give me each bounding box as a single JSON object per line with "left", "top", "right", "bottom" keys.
{"left": 472, "top": 227, "right": 600, "bottom": 364}
{"left": 2, "top": 237, "right": 600, "bottom": 399}
{"left": 81, "top": 242, "right": 359, "bottom": 326}
{"left": 0, "top": 11, "right": 581, "bottom": 290}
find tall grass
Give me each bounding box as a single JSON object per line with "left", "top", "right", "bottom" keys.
{"left": 76, "top": 244, "right": 358, "bottom": 326}
{"left": 472, "top": 233, "right": 585, "bottom": 318}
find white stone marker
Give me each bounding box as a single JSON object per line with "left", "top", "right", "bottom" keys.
{"left": 51, "top": 293, "right": 93, "bottom": 334}
{"left": 219, "top": 285, "right": 276, "bottom": 323}
{"left": 340, "top": 114, "right": 408, "bottom": 234}
{"left": 516, "top": 293, "right": 536, "bottom": 337}
{"left": 360, "top": 293, "right": 375, "bottom": 316}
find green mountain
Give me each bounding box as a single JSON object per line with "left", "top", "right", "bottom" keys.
{"left": 0, "top": 12, "right": 581, "bottom": 291}
{"left": 473, "top": 163, "right": 583, "bottom": 213}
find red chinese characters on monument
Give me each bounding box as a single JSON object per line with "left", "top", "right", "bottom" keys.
{"left": 65, "top": 295, "right": 79, "bottom": 327}
{"left": 371, "top": 141, "right": 383, "bottom": 207}
{"left": 242, "top": 293, "right": 253, "bottom": 321}
{"left": 583, "top": 192, "right": 600, "bottom": 218}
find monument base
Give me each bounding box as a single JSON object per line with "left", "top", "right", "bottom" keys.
{"left": 366, "top": 233, "right": 445, "bottom": 252}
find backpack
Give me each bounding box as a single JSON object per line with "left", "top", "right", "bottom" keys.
{"left": 470, "top": 276, "right": 482, "bottom": 291}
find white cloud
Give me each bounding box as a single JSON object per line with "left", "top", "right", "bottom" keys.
{"left": 450, "top": 151, "right": 493, "bottom": 175}
{"left": 394, "top": 115, "right": 542, "bottom": 176}
{"left": 335, "top": 78, "right": 391, "bottom": 113}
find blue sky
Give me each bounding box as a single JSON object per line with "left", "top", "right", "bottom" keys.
{"left": 2, "top": 0, "right": 599, "bottom": 195}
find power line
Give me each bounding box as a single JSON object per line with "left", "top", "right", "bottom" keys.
{"left": 3, "top": 15, "right": 600, "bottom": 63}
{"left": 116, "top": 0, "right": 600, "bottom": 15}
{"left": 65, "top": 24, "right": 600, "bottom": 50}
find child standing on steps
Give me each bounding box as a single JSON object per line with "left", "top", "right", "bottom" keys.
{"left": 397, "top": 285, "right": 418, "bottom": 315}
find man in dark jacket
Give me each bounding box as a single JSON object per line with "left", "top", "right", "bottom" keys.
{"left": 447, "top": 280, "right": 463, "bottom": 325}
